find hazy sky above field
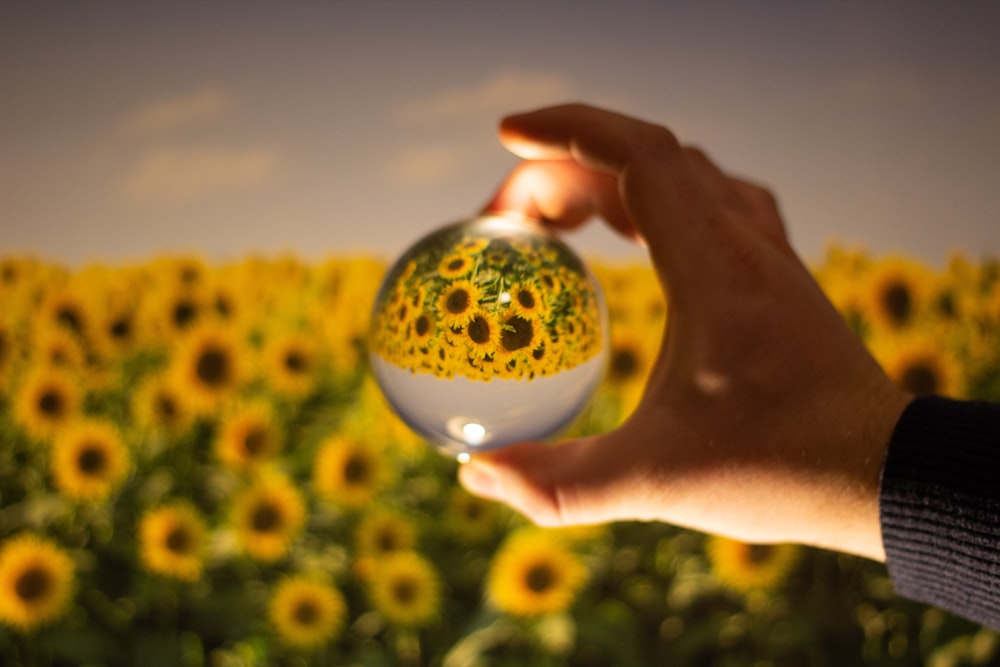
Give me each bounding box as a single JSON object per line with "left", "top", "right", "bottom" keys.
{"left": 2, "top": 1, "right": 999, "bottom": 266}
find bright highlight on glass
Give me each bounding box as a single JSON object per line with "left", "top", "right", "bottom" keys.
{"left": 369, "top": 213, "right": 607, "bottom": 457}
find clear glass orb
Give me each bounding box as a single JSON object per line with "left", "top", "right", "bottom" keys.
{"left": 369, "top": 212, "right": 607, "bottom": 458}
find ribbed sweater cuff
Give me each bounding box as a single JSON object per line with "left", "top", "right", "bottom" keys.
{"left": 879, "top": 395, "right": 1000, "bottom": 630}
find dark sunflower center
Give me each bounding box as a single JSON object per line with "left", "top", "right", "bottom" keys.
{"left": 38, "top": 390, "right": 65, "bottom": 417}
{"left": 501, "top": 316, "right": 533, "bottom": 352}
{"left": 251, "top": 502, "right": 283, "bottom": 532}
{"left": 110, "top": 318, "right": 132, "bottom": 340}
{"left": 525, "top": 563, "right": 555, "bottom": 593}
{"left": 532, "top": 346, "right": 546, "bottom": 361}
{"left": 1, "top": 264, "right": 16, "bottom": 284}
{"left": 243, "top": 428, "right": 268, "bottom": 456}
{"left": 165, "top": 526, "right": 192, "bottom": 554}
{"left": 215, "top": 296, "right": 232, "bottom": 319}
{"left": 446, "top": 289, "right": 470, "bottom": 315}
{"left": 415, "top": 315, "right": 431, "bottom": 337}
{"left": 0, "top": 332, "right": 7, "bottom": 363}
{"left": 901, "top": 363, "right": 938, "bottom": 396}
{"left": 195, "top": 348, "right": 230, "bottom": 387}
{"left": 447, "top": 258, "right": 466, "bottom": 271}
{"left": 746, "top": 544, "right": 773, "bottom": 565}
{"left": 156, "top": 394, "right": 178, "bottom": 421}
{"left": 391, "top": 577, "right": 418, "bottom": 605}
{"left": 284, "top": 351, "right": 307, "bottom": 373}
{"left": 541, "top": 275, "right": 555, "bottom": 290}
{"left": 611, "top": 348, "right": 638, "bottom": 380}
{"left": 883, "top": 282, "right": 912, "bottom": 326}
{"left": 517, "top": 289, "right": 535, "bottom": 309}
{"left": 377, "top": 529, "right": 400, "bottom": 553}
{"left": 180, "top": 267, "right": 199, "bottom": 285}
{"left": 293, "top": 600, "right": 320, "bottom": 626}
{"left": 78, "top": 444, "right": 107, "bottom": 475}
{"left": 343, "top": 454, "right": 370, "bottom": 484}
{"left": 463, "top": 501, "right": 483, "bottom": 521}
{"left": 15, "top": 566, "right": 52, "bottom": 602}
{"left": 173, "top": 300, "right": 198, "bottom": 329}
{"left": 397, "top": 303, "right": 409, "bottom": 322}
{"left": 935, "top": 291, "right": 956, "bottom": 318}
{"left": 56, "top": 307, "right": 82, "bottom": 335}
{"left": 467, "top": 316, "right": 491, "bottom": 345}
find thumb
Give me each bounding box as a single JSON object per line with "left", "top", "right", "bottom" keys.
{"left": 458, "top": 433, "right": 644, "bottom": 527}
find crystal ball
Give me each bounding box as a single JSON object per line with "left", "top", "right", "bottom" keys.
{"left": 369, "top": 212, "right": 607, "bottom": 458}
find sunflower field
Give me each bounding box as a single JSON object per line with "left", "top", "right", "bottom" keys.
{"left": 1, "top": 248, "right": 999, "bottom": 667}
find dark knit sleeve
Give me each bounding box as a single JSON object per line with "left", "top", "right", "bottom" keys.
{"left": 879, "top": 395, "right": 1000, "bottom": 630}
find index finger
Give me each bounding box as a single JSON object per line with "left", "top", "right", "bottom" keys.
{"left": 499, "top": 104, "right": 720, "bottom": 281}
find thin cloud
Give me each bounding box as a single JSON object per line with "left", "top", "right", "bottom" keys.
{"left": 394, "top": 69, "right": 574, "bottom": 124}
{"left": 122, "top": 88, "right": 233, "bottom": 135}
{"left": 123, "top": 145, "right": 280, "bottom": 203}
{"left": 382, "top": 143, "right": 469, "bottom": 188}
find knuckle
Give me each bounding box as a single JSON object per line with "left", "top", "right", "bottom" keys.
{"left": 635, "top": 124, "right": 681, "bottom": 163}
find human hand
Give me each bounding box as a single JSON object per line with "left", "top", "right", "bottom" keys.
{"left": 458, "top": 103, "right": 912, "bottom": 561}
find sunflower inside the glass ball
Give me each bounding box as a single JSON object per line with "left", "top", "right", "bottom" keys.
{"left": 370, "top": 213, "right": 606, "bottom": 457}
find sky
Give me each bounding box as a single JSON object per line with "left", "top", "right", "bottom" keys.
{"left": 2, "top": 1, "right": 999, "bottom": 267}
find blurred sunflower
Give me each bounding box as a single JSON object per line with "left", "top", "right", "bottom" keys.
{"left": 863, "top": 256, "right": 932, "bottom": 332}
{"left": 139, "top": 502, "right": 207, "bottom": 582}
{"left": 706, "top": 535, "right": 801, "bottom": 593}
{"left": 215, "top": 402, "right": 282, "bottom": 471}
{"left": 0, "top": 534, "right": 75, "bottom": 631}
{"left": 446, "top": 487, "right": 502, "bottom": 545}
{"left": 268, "top": 575, "right": 347, "bottom": 649}
{"left": 170, "top": 323, "right": 247, "bottom": 414}
{"left": 369, "top": 551, "right": 441, "bottom": 628}
{"left": 875, "top": 335, "right": 965, "bottom": 398}
{"left": 262, "top": 331, "right": 321, "bottom": 398}
{"left": 487, "top": 529, "right": 587, "bottom": 617}
{"left": 313, "top": 436, "right": 392, "bottom": 508}
{"left": 14, "top": 366, "right": 80, "bottom": 441}
{"left": 32, "top": 326, "right": 86, "bottom": 373}
{"left": 51, "top": 419, "right": 130, "bottom": 503}
{"left": 355, "top": 506, "right": 418, "bottom": 558}
{"left": 92, "top": 305, "right": 140, "bottom": 361}
{"left": 132, "top": 372, "right": 194, "bottom": 438}
{"left": 231, "top": 472, "right": 306, "bottom": 562}
{"left": 37, "top": 286, "right": 92, "bottom": 341}
{"left": 463, "top": 311, "right": 501, "bottom": 361}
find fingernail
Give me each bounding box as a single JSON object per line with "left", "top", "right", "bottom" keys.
{"left": 458, "top": 459, "right": 505, "bottom": 501}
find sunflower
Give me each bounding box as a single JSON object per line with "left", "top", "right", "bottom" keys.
{"left": 262, "top": 331, "right": 321, "bottom": 398}
{"left": 139, "top": 502, "right": 207, "bottom": 581}
{"left": 232, "top": 472, "right": 306, "bottom": 562}
{"left": 874, "top": 334, "right": 965, "bottom": 398}
{"left": 170, "top": 323, "right": 246, "bottom": 414}
{"left": 436, "top": 280, "right": 481, "bottom": 329}
{"left": 269, "top": 575, "right": 347, "bottom": 649}
{"left": 410, "top": 311, "right": 436, "bottom": 348}
{"left": 369, "top": 551, "right": 441, "bottom": 628}
{"left": 215, "top": 402, "right": 282, "bottom": 470}
{"left": 313, "top": 436, "right": 392, "bottom": 508}
{"left": 51, "top": 419, "right": 130, "bottom": 503}
{"left": 487, "top": 529, "right": 587, "bottom": 617}
{"left": 132, "top": 372, "right": 194, "bottom": 438}
{"left": 495, "top": 314, "right": 537, "bottom": 366}
{"left": 438, "top": 253, "right": 474, "bottom": 279}
{"left": 863, "top": 257, "right": 932, "bottom": 332}
{"left": 705, "top": 535, "right": 801, "bottom": 593}
{"left": 38, "top": 287, "right": 92, "bottom": 341}
{"left": 32, "top": 326, "right": 86, "bottom": 372}
{"left": 463, "top": 310, "right": 501, "bottom": 361}
{"left": 355, "top": 507, "right": 418, "bottom": 559}
{"left": 0, "top": 320, "right": 14, "bottom": 388}
{"left": 507, "top": 282, "right": 546, "bottom": 320}
{"left": 0, "top": 534, "right": 75, "bottom": 631}
{"left": 92, "top": 306, "right": 140, "bottom": 361}
{"left": 14, "top": 366, "right": 80, "bottom": 441}
{"left": 446, "top": 487, "right": 502, "bottom": 545}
